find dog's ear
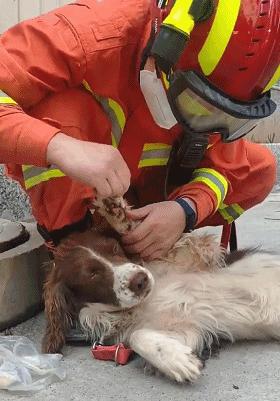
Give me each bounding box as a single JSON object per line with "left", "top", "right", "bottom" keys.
{"left": 42, "top": 263, "right": 74, "bottom": 354}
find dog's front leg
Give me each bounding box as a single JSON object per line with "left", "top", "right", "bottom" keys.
{"left": 129, "top": 329, "right": 203, "bottom": 383}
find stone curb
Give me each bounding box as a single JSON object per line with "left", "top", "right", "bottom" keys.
{"left": 0, "top": 222, "right": 50, "bottom": 331}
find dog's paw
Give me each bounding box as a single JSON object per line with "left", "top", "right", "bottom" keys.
{"left": 92, "top": 196, "right": 136, "bottom": 234}
{"left": 130, "top": 330, "right": 203, "bottom": 383}
{"left": 160, "top": 346, "right": 203, "bottom": 383}
{"left": 150, "top": 340, "right": 203, "bottom": 383}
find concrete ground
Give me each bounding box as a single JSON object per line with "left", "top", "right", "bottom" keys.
{"left": 1, "top": 193, "right": 280, "bottom": 401}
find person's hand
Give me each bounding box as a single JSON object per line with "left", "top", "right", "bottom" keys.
{"left": 46, "top": 132, "right": 131, "bottom": 198}
{"left": 122, "top": 201, "right": 186, "bottom": 260}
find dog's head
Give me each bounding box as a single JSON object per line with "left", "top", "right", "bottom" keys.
{"left": 42, "top": 229, "right": 154, "bottom": 354}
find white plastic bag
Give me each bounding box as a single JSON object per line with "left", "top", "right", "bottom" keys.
{"left": 0, "top": 336, "right": 66, "bottom": 393}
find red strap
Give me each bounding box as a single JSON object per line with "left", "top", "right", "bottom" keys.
{"left": 221, "top": 223, "right": 232, "bottom": 250}
{"left": 91, "top": 343, "right": 134, "bottom": 365}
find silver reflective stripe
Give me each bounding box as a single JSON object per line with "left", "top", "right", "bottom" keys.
{"left": 192, "top": 171, "right": 226, "bottom": 200}
{"left": 142, "top": 148, "right": 171, "bottom": 159}
{"left": 139, "top": 145, "right": 172, "bottom": 168}
{"left": 221, "top": 205, "right": 240, "bottom": 221}
{"left": 82, "top": 81, "right": 125, "bottom": 148}
{"left": 23, "top": 166, "right": 51, "bottom": 181}
{"left": 22, "top": 165, "right": 65, "bottom": 190}
{"left": 97, "top": 97, "right": 123, "bottom": 147}
{"left": 219, "top": 203, "right": 244, "bottom": 223}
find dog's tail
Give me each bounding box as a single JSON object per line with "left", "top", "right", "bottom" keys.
{"left": 225, "top": 248, "right": 260, "bottom": 266}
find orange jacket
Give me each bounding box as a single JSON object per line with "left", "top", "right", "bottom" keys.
{"left": 0, "top": 0, "right": 276, "bottom": 228}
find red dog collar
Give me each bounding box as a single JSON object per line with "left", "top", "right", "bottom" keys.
{"left": 91, "top": 343, "right": 134, "bottom": 365}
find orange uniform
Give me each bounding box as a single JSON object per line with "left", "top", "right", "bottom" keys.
{"left": 0, "top": 0, "right": 276, "bottom": 233}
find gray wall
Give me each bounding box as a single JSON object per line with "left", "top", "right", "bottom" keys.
{"left": 0, "top": 0, "right": 70, "bottom": 33}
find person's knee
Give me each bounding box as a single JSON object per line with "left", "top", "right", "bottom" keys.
{"left": 252, "top": 144, "right": 277, "bottom": 201}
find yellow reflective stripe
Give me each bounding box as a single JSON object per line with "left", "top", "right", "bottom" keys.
{"left": 192, "top": 176, "right": 223, "bottom": 207}
{"left": 108, "top": 98, "right": 125, "bottom": 132}
{"left": 82, "top": 80, "right": 93, "bottom": 94}
{"left": 191, "top": 168, "right": 228, "bottom": 209}
{"left": 139, "top": 158, "right": 169, "bottom": 168}
{"left": 138, "top": 143, "right": 172, "bottom": 168}
{"left": 24, "top": 169, "right": 65, "bottom": 190}
{"left": 22, "top": 165, "right": 65, "bottom": 190}
{"left": 219, "top": 203, "right": 245, "bottom": 223}
{"left": 198, "top": 0, "right": 241, "bottom": 75}
{"left": 143, "top": 143, "right": 171, "bottom": 151}
{"left": 0, "top": 97, "right": 17, "bottom": 105}
{"left": 263, "top": 65, "right": 280, "bottom": 93}
{"left": 22, "top": 165, "right": 33, "bottom": 172}
{"left": 231, "top": 203, "right": 244, "bottom": 216}
{"left": 0, "top": 90, "right": 17, "bottom": 105}
{"left": 111, "top": 135, "right": 118, "bottom": 149}
{"left": 82, "top": 80, "right": 126, "bottom": 148}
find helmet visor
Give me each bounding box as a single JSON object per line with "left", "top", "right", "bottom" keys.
{"left": 175, "top": 87, "right": 257, "bottom": 142}
{"left": 167, "top": 70, "right": 276, "bottom": 142}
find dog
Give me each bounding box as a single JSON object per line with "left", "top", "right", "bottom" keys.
{"left": 43, "top": 197, "right": 280, "bottom": 383}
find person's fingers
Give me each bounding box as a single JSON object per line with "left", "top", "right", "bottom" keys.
{"left": 125, "top": 205, "right": 153, "bottom": 221}
{"left": 94, "top": 178, "right": 112, "bottom": 199}
{"left": 106, "top": 172, "right": 124, "bottom": 197}
{"left": 115, "top": 163, "right": 131, "bottom": 193}
{"left": 123, "top": 233, "right": 155, "bottom": 254}
{"left": 122, "top": 214, "right": 154, "bottom": 245}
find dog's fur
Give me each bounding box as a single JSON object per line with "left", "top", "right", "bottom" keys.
{"left": 43, "top": 197, "right": 280, "bottom": 383}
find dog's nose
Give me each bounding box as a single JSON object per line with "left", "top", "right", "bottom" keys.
{"left": 129, "top": 272, "right": 149, "bottom": 295}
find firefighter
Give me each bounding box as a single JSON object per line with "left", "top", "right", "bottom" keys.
{"left": 0, "top": 0, "right": 279, "bottom": 260}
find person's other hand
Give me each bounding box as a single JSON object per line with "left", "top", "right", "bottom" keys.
{"left": 122, "top": 201, "right": 186, "bottom": 260}
{"left": 47, "top": 132, "right": 131, "bottom": 198}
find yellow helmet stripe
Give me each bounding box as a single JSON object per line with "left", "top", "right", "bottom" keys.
{"left": 198, "top": 0, "right": 241, "bottom": 76}
{"left": 262, "top": 65, "right": 280, "bottom": 93}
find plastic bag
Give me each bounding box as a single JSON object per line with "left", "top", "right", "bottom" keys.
{"left": 0, "top": 336, "right": 66, "bottom": 393}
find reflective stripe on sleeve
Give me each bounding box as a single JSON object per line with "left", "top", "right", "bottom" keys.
{"left": 22, "top": 165, "right": 65, "bottom": 190}
{"left": 190, "top": 168, "right": 228, "bottom": 209}
{"left": 83, "top": 81, "right": 126, "bottom": 148}
{"left": 219, "top": 203, "right": 245, "bottom": 223}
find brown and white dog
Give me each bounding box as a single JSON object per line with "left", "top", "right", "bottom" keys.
{"left": 43, "top": 197, "right": 280, "bottom": 383}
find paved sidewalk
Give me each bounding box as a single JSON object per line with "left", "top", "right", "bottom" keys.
{"left": 1, "top": 194, "right": 280, "bottom": 401}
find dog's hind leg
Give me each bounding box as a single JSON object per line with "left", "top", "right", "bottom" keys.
{"left": 129, "top": 328, "right": 204, "bottom": 382}
{"left": 193, "top": 253, "right": 280, "bottom": 342}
